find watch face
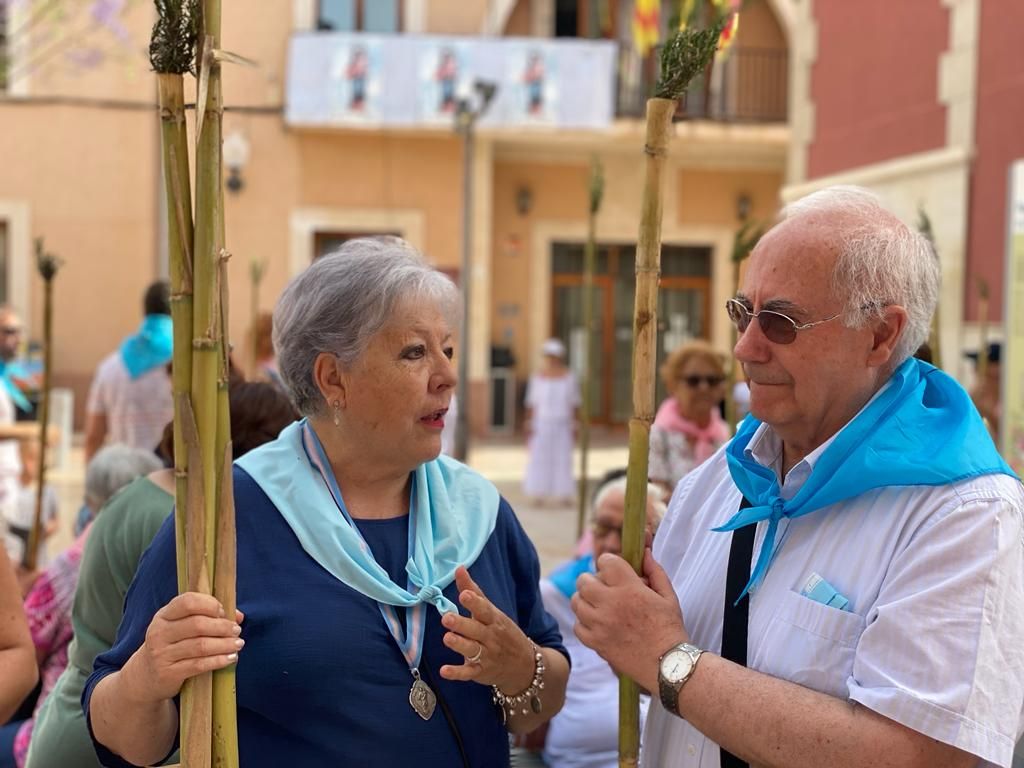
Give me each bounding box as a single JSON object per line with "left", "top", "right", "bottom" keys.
{"left": 660, "top": 648, "right": 694, "bottom": 684}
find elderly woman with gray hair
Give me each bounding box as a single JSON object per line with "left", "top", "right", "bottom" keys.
{"left": 0, "top": 445, "right": 162, "bottom": 768}
{"left": 84, "top": 239, "right": 569, "bottom": 768}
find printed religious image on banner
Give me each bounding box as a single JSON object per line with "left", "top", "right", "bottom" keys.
{"left": 418, "top": 43, "right": 472, "bottom": 124}
{"left": 508, "top": 46, "right": 558, "bottom": 125}
{"left": 329, "top": 41, "right": 381, "bottom": 122}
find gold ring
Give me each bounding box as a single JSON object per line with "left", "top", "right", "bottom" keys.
{"left": 467, "top": 642, "right": 483, "bottom": 664}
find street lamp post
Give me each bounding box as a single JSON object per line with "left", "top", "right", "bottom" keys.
{"left": 453, "top": 80, "right": 496, "bottom": 462}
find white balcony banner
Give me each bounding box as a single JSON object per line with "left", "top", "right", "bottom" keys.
{"left": 286, "top": 33, "right": 617, "bottom": 130}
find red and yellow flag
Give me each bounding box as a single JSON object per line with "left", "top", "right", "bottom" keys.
{"left": 718, "top": 12, "right": 740, "bottom": 53}
{"left": 632, "top": 0, "right": 661, "bottom": 58}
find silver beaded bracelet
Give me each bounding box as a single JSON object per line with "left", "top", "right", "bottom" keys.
{"left": 492, "top": 642, "right": 545, "bottom": 725}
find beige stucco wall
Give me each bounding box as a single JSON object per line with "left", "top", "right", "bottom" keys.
{"left": 490, "top": 160, "right": 784, "bottom": 381}
{"left": 426, "top": 0, "right": 489, "bottom": 35}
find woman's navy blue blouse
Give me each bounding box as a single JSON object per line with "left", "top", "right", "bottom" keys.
{"left": 84, "top": 466, "right": 567, "bottom": 768}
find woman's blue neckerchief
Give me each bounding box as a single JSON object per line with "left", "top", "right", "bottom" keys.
{"left": 119, "top": 314, "right": 173, "bottom": 380}
{"left": 717, "top": 357, "right": 1016, "bottom": 601}
{"left": 549, "top": 554, "right": 594, "bottom": 599}
{"left": 235, "top": 419, "right": 499, "bottom": 616}
{"left": 0, "top": 361, "right": 32, "bottom": 413}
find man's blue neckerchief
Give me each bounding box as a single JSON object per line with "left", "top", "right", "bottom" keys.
{"left": 119, "top": 314, "right": 173, "bottom": 380}
{"left": 0, "top": 360, "right": 31, "bottom": 413}
{"left": 549, "top": 553, "right": 594, "bottom": 599}
{"left": 717, "top": 357, "right": 1016, "bottom": 601}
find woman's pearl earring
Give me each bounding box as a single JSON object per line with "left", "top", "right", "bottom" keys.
{"left": 332, "top": 400, "right": 341, "bottom": 427}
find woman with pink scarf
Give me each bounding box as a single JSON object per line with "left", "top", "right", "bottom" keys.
{"left": 648, "top": 341, "right": 730, "bottom": 499}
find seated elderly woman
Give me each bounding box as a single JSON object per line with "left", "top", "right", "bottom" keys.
{"left": 0, "top": 445, "right": 163, "bottom": 768}
{"left": 25, "top": 381, "right": 297, "bottom": 768}
{"left": 535, "top": 470, "right": 666, "bottom": 768}
{"left": 0, "top": 547, "right": 35, "bottom": 726}
{"left": 84, "top": 239, "right": 570, "bottom": 767}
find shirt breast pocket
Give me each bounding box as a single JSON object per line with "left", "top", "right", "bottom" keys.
{"left": 751, "top": 589, "right": 866, "bottom": 699}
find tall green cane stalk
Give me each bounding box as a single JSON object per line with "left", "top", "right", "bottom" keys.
{"left": 576, "top": 157, "right": 604, "bottom": 540}
{"left": 977, "top": 279, "right": 990, "bottom": 381}
{"left": 249, "top": 259, "right": 266, "bottom": 379}
{"left": 25, "top": 240, "right": 61, "bottom": 573}
{"left": 917, "top": 207, "right": 943, "bottom": 369}
{"left": 190, "top": 0, "right": 238, "bottom": 765}
{"left": 152, "top": 0, "right": 207, "bottom": 761}
{"left": 619, "top": 23, "right": 722, "bottom": 768}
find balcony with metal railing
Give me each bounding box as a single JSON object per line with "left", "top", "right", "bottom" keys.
{"left": 616, "top": 46, "right": 788, "bottom": 123}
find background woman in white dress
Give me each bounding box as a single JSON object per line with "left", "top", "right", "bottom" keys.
{"left": 523, "top": 338, "right": 579, "bottom": 506}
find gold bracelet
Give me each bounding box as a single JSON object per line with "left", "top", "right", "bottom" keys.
{"left": 491, "top": 642, "right": 545, "bottom": 725}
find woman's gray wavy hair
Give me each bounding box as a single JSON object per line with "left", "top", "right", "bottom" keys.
{"left": 85, "top": 444, "right": 163, "bottom": 512}
{"left": 273, "top": 238, "right": 460, "bottom": 416}
{"left": 781, "top": 185, "right": 940, "bottom": 368}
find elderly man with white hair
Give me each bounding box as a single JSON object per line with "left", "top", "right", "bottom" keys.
{"left": 572, "top": 186, "right": 1024, "bottom": 768}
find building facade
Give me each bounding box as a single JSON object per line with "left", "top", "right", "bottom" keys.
{"left": 784, "top": 0, "right": 1024, "bottom": 382}
{"left": 0, "top": 0, "right": 791, "bottom": 434}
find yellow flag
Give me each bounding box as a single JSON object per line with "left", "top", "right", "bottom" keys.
{"left": 632, "top": 0, "right": 661, "bottom": 57}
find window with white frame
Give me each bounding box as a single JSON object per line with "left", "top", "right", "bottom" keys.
{"left": 318, "top": 0, "right": 402, "bottom": 33}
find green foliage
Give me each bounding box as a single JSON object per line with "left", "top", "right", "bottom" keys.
{"left": 655, "top": 20, "right": 725, "bottom": 101}
{"left": 34, "top": 239, "right": 62, "bottom": 282}
{"left": 588, "top": 157, "right": 605, "bottom": 216}
{"left": 731, "top": 219, "right": 763, "bottom": 264}
{"left": 149, "top": 0, "right": 201, "bottom": 75}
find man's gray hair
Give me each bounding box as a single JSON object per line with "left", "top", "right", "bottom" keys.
{"left": 593, "top": 475, "right": 667, "bottom": 528}
{"left": 85, "top": 444, "right": 163, "bottom": 511}
{"left": 273, "top": 238, "right": 459, "bottom": 416}
{"left": 781, "top": 185, "right": 940, "bottom": 367}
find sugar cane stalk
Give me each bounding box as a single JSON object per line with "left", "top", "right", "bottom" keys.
{"left": 25, "top": 240, "right": 61, "bottom": 573}
{"left": 917, "top": 207, "right": 942, "bottom": 369}
{"left": 977, "top": 278, "right": 990, "bottom": 381}
{"left": 151, "top": 1, "right": 209, "bottom": 763}
{"left": 619, "top": 23, "right": 722, "bottom": 768}
{"left": 193, "top": 0, "right": 238, "bottom": 764}
{"left": 724, "top": 219, "right": 762, "bottom": 427}
{"left": 249, "top": 259, "right": 266, "bottom": 379}
{"left": 576, "top": 157, "right": 604, "bottom": 540}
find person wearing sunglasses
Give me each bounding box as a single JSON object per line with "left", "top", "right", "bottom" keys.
{"left": 649, "top": 341, "right": 730, "bottom": 499}
{"left": 572, "top": 186, "right": 1024, "bottom": 768}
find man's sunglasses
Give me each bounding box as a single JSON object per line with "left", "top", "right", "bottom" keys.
{"left": 726, "top": 299, "right": 840, "bottom": 345}
{"left": 679, "top": 374, "right": 725, "bottom": 388}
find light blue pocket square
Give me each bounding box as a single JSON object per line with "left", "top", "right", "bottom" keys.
{"left": 800, "top": 572, "right": 850, "bottom": 611}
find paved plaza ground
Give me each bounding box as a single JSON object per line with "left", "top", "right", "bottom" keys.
{"left": 44, "top": 429, "right": 632, "bottom": 578}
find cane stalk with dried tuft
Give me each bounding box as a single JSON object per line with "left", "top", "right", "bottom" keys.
{"left": 151, "top": 0, "right": 239, "bottom": 762}
{"left": 977, "top": 278, "right": 990, "bottom": 381}
{"left": 191, "top": 0, "right": 239, "bottom": 765}
{"left": 249, "top": 258, "right": 266, "bottom": 379}
{"left": 917, "top": 207, "right": 942, "bottom": 369}
{"left": 723, "top": 218, "right": 762, "bottom": 426}
{"left": 151, "top": 1, "right": 210, "bottom": 763}
{"left": 24, "top": 239, "right": 61, "bottom": 573}
{"left": 619, "top": 22, "right": 722, "bottom": 768}
{"left": 576, "top": 157, "right": 604, "bottom": 540}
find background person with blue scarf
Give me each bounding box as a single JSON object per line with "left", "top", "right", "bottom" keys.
{"left": 534, "top": 469, "right": 666, "bottom": 768}
{"left": 573, "top": 186, "right": 1024, "bottom": 768}
{"left": 84, "top": 238, "right": 569, "bottom": 767}
{"left": 83, "top": 281, "right": 173, "bottom": 466}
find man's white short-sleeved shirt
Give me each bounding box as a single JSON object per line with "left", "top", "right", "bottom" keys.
{"left": 86, "top": 352, "right": 173, "bottom": 454}
{"left": 643, "top": 422, "right": 1024, "bottom": 768}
